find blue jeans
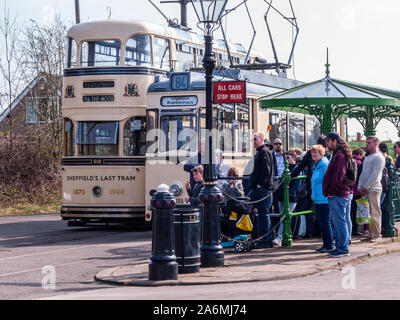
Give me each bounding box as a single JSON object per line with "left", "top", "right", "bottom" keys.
{"left": 328, "top": 196, "right": 350, "bottom": 253}
{"left": 248, "top": 188, "right": 273, "bottom": 244}
{"left": 315, "top": 203, "right": 334, "bottom": 249}
{"left": 346, "top": 193, "right": 353, "bottom": 241}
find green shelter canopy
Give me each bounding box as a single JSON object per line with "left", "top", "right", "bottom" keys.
{"left": 259, "top": 49, "right": 400, "bottom": 136}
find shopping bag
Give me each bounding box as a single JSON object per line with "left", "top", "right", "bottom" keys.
{"left": 236, "top": 214, "right": 253, "bottom": 232}
{"left": 356, "top": 197, "right": 371, "bottom": 225}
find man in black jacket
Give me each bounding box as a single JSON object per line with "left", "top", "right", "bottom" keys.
{"left": 248, "top": 133, "right": 275, "bottom": 248}
{"left": 291, "top": 135, "right": 329, "bottom": 237}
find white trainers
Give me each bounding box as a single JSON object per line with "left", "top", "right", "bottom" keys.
{"left": 272, "top": 239, "right": 281, "bottom": 246}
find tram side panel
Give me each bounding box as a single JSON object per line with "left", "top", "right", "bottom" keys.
{"left": 61, "top": 163, "right": 145, "bottom": 221}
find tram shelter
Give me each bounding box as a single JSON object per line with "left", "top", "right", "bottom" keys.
{"left": 259, "top": 50, "right": 400, "bottom": 138}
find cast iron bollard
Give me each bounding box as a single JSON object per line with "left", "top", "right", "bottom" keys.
{"left": 173, "top": 206, "right": 201, "bottom": 274}
{"left": 199, "top": 183, "right": 224, "bottom": 268}
{"left": 148, "top": 184, "right": 178, "bottom": 281}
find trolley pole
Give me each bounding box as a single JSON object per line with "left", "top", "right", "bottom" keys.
{"left": 281, "top": 161, "right": 293, "bottom": 247}
{"left": 74, "top": 0, "right": 80, "bottom": 24}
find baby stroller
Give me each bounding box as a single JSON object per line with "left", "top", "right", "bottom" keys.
{"left": 220, "top": 197, "right": 257, "bottom": 253}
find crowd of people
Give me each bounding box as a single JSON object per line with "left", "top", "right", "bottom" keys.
{"left": 182, "top": 132, "right": 400, "bottom": 258}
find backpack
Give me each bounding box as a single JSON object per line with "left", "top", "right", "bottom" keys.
{"left": 344, "top": 158, "right": 358, "bottom": 187}
{"left": 381, "top": 163, "right": 390, "bottom": 193}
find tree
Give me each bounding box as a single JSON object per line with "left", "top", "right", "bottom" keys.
{"left": 0, "top": 0, "right": 24, "bottom": 150}
{"left": 19, "top": 15, "right": 68, "bottom": 161}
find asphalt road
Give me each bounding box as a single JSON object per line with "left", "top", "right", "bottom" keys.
{"left": 0, "top": 214, "right": 152, "bottom": 300}
{"left": 2, "top": 214, "right": 400, "bottom": 300}
{"left": 45, "top": 251, "right": 400, "bottom": 300}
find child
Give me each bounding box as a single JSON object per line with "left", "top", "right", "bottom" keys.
{"left": 221, "top": 167, "right": 244, "bottom": 203}
{"left": 185, "top": 165, "right": 204, "bottom": 208}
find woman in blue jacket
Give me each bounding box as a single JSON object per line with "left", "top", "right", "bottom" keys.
{"left": 311, "top": 144, "right": 335, "bottom": 253}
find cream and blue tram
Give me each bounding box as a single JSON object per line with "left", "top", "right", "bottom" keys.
{"left": 61, "top": 19, "right": 255, "bottom": 226}
{"left": 144, "top": 69, "right": 311, "bottom": 221}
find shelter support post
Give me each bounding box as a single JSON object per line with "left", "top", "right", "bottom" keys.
{"left": 364, "top": 106, "right": 376, "bottom": 137}
{"left": 281, "top": 161, "right": 313, "bottom": 247}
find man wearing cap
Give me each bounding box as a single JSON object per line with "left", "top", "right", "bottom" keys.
{"left": 322, "top": 132, "right": 352, "bottom": 258}
{"left": 264, "top": 139, "right": 273, "bottom": 151}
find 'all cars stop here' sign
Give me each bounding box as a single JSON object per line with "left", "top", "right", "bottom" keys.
{"left": 213, "top": 81, "right": 246, "bottom": 104}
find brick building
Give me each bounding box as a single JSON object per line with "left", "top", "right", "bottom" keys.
{"left": 0, "top": 74, "right": 61, "bottom": 136}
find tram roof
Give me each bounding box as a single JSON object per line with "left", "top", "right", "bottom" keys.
{"left": 147, "top": 69, "right": 304, "bottom": 96}
{"left": 66, "top": 19, "right": 260, "bottom": 56}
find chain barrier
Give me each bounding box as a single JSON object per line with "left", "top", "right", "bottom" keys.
{"left": 219, "top": 178, "right": 284, "bottom": 205}
{"left": 221, "top": 215, "right": 285, "bottom": 244}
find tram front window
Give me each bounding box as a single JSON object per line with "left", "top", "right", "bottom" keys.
{"left": 64, "top": 119, "right": 75, "bottom": 156}
{"left": 81, "top": 40, "right": 121, "bottom": 66}
{"left": 159, "top": 115, "right": 196, "bottom": 152}
{"left": 125, "top": 34, "right": 152, "bottom": 66}
{"left": 123, "top": 117, "right": 146, "bottom": 156}
{"left": 76, "top": 121, "right": 119, "bottom": 156}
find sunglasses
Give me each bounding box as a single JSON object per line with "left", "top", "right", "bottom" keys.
{"left": 274, "top": 143, "right": 282, "bottom": 145}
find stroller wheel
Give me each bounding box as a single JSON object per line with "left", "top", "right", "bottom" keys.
{"left": 234, "top": 241, "right": 246, "bottom": 253}
{"left": 246, "top": 242, "right": 255, "bottom": 251}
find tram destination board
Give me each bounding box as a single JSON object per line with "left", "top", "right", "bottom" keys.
{"left": 83, "top": 95, "right": 115, "bottom": 102}
{"left": 83, "top": 81, "right": 115, "bottom": 88}
{"left": 213, "top": 80, "right": 246, "bottom": 104}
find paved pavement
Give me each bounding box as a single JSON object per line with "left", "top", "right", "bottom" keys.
{"left": 95, "top": 223, "right": 400, "bottom": 287}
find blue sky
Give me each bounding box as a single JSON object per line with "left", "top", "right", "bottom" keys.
{"left": 3, "top": 0, "right": 400, "bottom": 141}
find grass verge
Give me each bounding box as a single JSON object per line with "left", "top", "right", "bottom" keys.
{"left": 0, "top": 197, "right": 61, "bottom": 216}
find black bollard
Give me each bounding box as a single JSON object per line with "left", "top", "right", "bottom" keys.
{"left": 148, "top": 184, "right": 178, "bottom": 281}
{"left": 199, "top": 183, "right": 224, "bottom": 268}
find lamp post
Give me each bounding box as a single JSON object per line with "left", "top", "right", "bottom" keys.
{"left": 191, "top": 0, "right": 228, "bottom": 268}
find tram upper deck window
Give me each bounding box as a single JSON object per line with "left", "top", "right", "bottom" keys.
{"left": 153, "top": 37, "right": 170, "bottom": 71}
{"left": 65, "top": 38, "right": 77, "bottom": 68}
{"left": 81, "top": 40, "right": 121, "bottom": 67}
{"left": 75, "top": 121, "right": 119, "bottom": 156}
{"left": 175, "top": 41, "right": 195, "bottom": 72}
{"left": 125, "top": 34, "right": 152, "bottom": 66}
{"left": 159, "top": 115, "right": 196, "bottom": 152}
{"left": 123, "top": 117, "right": 146, "bottom": 156}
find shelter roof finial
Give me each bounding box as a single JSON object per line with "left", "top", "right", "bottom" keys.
{"left": 325, "top": 47, "right": 330, "bottom": 78}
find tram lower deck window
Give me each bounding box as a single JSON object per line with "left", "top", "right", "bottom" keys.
{"left": 75, "top": 121, "right": 119, "bottom": 156}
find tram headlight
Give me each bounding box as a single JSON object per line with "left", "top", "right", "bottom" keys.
{"left": 170, "top": 182, "right": 183, "bottom": 196}
{"left": 92, "top": 186, "right": 103, "bottom": 198}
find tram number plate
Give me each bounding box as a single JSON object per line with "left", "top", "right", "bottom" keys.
{"left": 83, "top": 95, "right": 114, "bottom": 102}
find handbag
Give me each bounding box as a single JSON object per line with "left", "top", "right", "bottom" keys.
{"left": 355, "top": 197, "right": 371, "bottom": 225}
